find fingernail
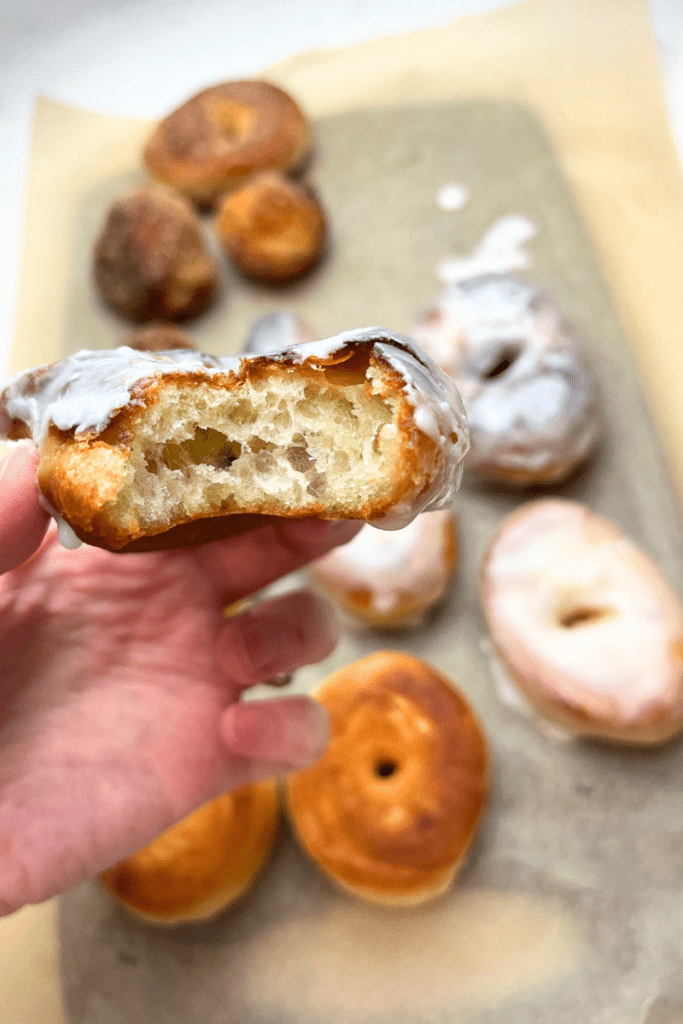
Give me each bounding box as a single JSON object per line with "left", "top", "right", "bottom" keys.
{"left": 240, "top": 617, "right": 298, "bottom": 678}
{"left": 222, "top": 696, "right": 330, "bottom": 769}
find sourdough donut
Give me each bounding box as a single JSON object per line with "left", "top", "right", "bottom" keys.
{"left": 243, "top": 311, "right": 316, "bottom": 355}
{"left": 309, "top": 511, "right": 457, "bottom": 628}
{"left": 127, "top": 324, "right": 197, "bottom": 352}
{"left": 99, "top": 781, "right": 278, "bottom": 925}
{"left": 217, "top": 172, "right": 327, "bottom": 283}
{"left": 410, "top": 274, "right": 599, "bottom": 486}
{"left": 93, "top": 186, "right": 217, "bottom": 323}
{"left": 143, "top": 81, "right": 311, "bottom": 207}
{"left": 481, "top": 500, "right": 683, "bottom": 745}
{"left": 0, "top": 328, "right": 469, "bottom": 552}
{"left": 286, "top": 652, "right": 489, "bottom": 905}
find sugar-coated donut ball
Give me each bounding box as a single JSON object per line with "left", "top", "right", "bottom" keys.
{"left": 410, "top": 274, "right": 600, "bottom": 486}
{"left": 287, "top": 652, "right": 489, "bottom": 905}
{"left": 93, "top": 186, "right": 217, "bottom": 323}
{"left": 99, "top": 782, "right": 279, "bottom": 924}
{"left": 216, "top": 171, "right": 327, "bottom": 284}
{"left": 143, "top": 80, "right": 311, "bottom": 207}
{"left": 481, "top": 500, "right": 683, "bottom": 744}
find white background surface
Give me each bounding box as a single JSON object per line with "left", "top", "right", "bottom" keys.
{"left": 1, "top": 0, "right": 682, "bottom": 379}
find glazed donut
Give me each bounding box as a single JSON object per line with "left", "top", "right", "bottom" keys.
{"left": 217, "top": 172, "right": 327, "bottom": 283}
{"left": 0, "top": 329, "right": 469, "bottom": 552}
{"left": 93, "top": 186, "right": 217, "bottom": 323}
{"left": 481, "top": 500, "right": 683, "bottom": 745}
{"left": 286, "top": 652, "right": 489, "bottom": 905}
{"left": 243, "top": 311, "right": 316, "bottom": 355}
{"left": 410, "top": 274, "right": 600, "bottom": 486}
{"left": 309, "top": 511, "right": 457, "bottom": 628}
{"left": 99, "top": 782, "right": 279, "bottom": 925}
{"left": 126, "top": 324, "right": 197, "bottom": 352}
{"left": 143, "top": 81, "right": 311, "bottom": 207}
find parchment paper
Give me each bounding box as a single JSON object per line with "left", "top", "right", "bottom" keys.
{"left": 3, "top": 0, "right": 683, "bottom": 1021}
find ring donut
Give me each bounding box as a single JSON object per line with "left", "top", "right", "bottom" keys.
{"left": 286, "top": 652, "right": 489, "bottom": 905}
{"left": 411, "top": 274, "right": 600, "bottom": 486}
{"left": 99, "top": 782, "right": 279, "bottom": 925}
{"left": 144, "top": 81, "right": 311, "bottom": 207}
{"left": 309, "top": 511, "right": 457, "bottom": 628}
{"left": 481, "top": 500, "right": 683, "bottom": 745}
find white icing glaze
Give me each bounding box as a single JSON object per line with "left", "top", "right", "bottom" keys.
{"left": 56, "top": 516, "right": 84, "bottom": 550}
{"left": 410, "top": 274, "right": 599, "bottom": 480}
{"left": 436, "top": 214, "right": 537, "bottom": 284}
{"left": 482, "top": 501, "right": 683, "bottom": 731}
{"left": 436, "top": 183, "right": 469, "bottom": 211}
{"left": 0, "top": 329, "right": 469, "bottom": 532}
{"left": 243, "top": 311, "right": 316, "bottom": 355}
{"left": 311, "top": 511, "right": 454, "bottom": 619}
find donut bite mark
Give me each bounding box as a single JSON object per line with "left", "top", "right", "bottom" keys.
{"left": 410, "top": 274, "right": 600, "bottom": 487}
{"left": 93, "top": 186, "right": 217, "bottom": 323}
{"left": 99, "top": 782, "right": 279, "bottom": 925}
{"left": 217, "top": 172, "right": 327, "bottom": 284}
{"left": 309, "top": 511, "right": 458, "bottom": 629}
{"left": 0, "top": 330, "right": 468, "bottom": 552}
{"left": 481, "top": 500, "right": 683, "bottom": 745}
{"left": 143, "top": 81, "right": 311, "bottom": 207}
{"left": 286, "top": 653, "right": 489, "bottom": 905}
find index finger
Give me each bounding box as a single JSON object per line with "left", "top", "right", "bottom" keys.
{"left": 0, "top": 444, "right": 51, "bottom": 575}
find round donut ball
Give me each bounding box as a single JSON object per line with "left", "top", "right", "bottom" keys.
{"left": 93, "top": 186, "right": 217, "bottom": 323}
{"left": 481, "top": 500, "right": 683, "bottom": 745}
{"left": 143, "top": 81, "right": 311, "bottom": 207}
{"left": 99, "top": 782, "right": 279, "bottom": 925}
{"left": 286, "top": 652, "right": 489, "bottom": 905}
{"left": 216, "top": 171, "right": 327, "bottom": 284}
{"left": 309, "top": 511, "right": 458, "bottom": 629}
{"left": 410, "top": 274, "right": 600, "bottom": 487}
{"left": 126, "top": 324, "right": 197, "bottom": 352}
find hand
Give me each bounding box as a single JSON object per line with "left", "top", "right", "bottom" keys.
{"left": 0, "top": 444, "right": 360, "bottom": 915}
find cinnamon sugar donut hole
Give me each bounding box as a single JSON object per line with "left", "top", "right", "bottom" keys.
{"left": 216, "top": 172, "right": 327, "bottom": 284}
{"left": 143, "top": 81, "right": 311, "bottom": 207}
{"left": 286, "top": 653, "right": 489, "bottom": 905}
{"left": 99, "top": 782, "right": 279, "bottom": 925}
{"left": 93, "top": 186, "right": 217, "bottom": 323}
{"left": 126, "top": 324, "right": 197, "bottom": 352}
{"left": 482, "top": 500, "right": 683, "bottom": 745}
{"left": 309, "top": 511, "right": 457, "bottom": 628}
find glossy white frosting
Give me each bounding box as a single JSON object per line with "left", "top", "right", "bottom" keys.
{"left": 243, "top": 311, "right": 315, "bottom": 354}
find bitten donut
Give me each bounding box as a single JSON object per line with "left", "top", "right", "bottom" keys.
{"left": 410, "top": 274, "right": 600, "bottom": 486}
{"left": 0, "top": 328, "right": 469, "bottom": 552}
{"left": 309, "top": 511, "right": 457, "bottom": 628}
{"left": 217, "top": 172, "right": 327, "bottom": 283}
{"left": 93, "top": 186, "right": 217, "bottom": 323}
{"left": 243, "top": 311, "right": 316, "bottom": 355}
{"left": 126, "top": 324, "right": 197, "bottom": 352}
{"left": 481, "top": 500, "right": 683, "bottom": 745}
{"left": 143, "top": 81, "right": 311, "bottom": 207}
{"left": 286, "top": 652, "right": 489, "bottom": 905}
{"left": 99, "top": 782, "right": 279, "bottom": 925}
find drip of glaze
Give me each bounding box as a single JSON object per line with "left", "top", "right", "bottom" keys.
{"left": 436, "top": 213, "right": 537, "bottom": 284}
{"left": 436, "top": 182, "right": 469, "bottom": 211}
{"left": 56, "top": 516, "right": 83, "bottom": 550}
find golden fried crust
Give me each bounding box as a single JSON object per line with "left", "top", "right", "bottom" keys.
{"left": 143, "top": 81, "right": 311, "bottom": 207}
{"left": 100, "top": 781, "right": 279, "bottom": 924}
{"left": 217, "top": 172, "right": 327, "bottom": 283}
{"left": 286, "top": 652, "right": 489, "bottom": 903}
{"left": 34, "top": 348, "right": 431, "bottom": 551}
{"left": 93, "top": 186, "right": 217, "bottom": 323}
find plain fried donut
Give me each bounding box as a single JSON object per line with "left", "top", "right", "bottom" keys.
{"left": 309, "top": 511, "right": 457, "bottom": 628}
{"left": 410, "top": 274, "right": 600, "bottom": 486}
{"left": 286, "top": 652, "right": 489, "bottom": 905}
{"left": 217, "top": 172, "right": 327, "bottom": 283}
{"left": 0, "top": 329, "right": 469, "bottom": 551}
{"left": 93, "top": 186, "right": 217, "bottom": 323}
{"left": 143, "top": 81, "right": 311, "bottom": 207}
{"left": 99, "top": 782, "right": 279, "bottom": 924}
{"left": 481, "top": 500, "right": 683, "bottom": 745}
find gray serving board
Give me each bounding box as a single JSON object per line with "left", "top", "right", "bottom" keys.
{"left": 59, "top": 103, "right": 683, "bottom": 1024}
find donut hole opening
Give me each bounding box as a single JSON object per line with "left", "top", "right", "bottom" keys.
{"left": 374, "top": 759, "right": 399, "bottom": 779}
{"left": 558, "top": 605, "right": 612, "bottom": 629}
{"left": 482, "top": 342, "right": 523, "bottom": 381}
